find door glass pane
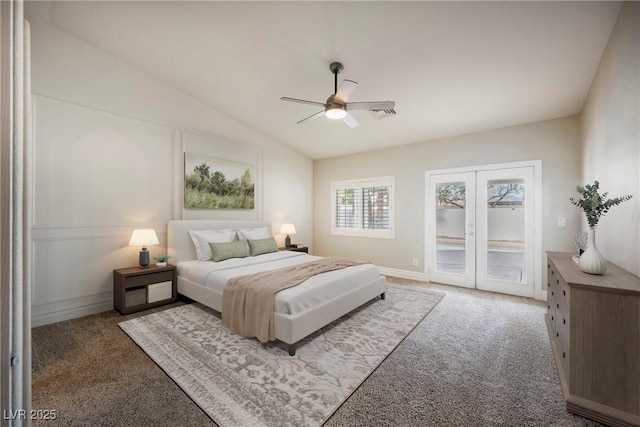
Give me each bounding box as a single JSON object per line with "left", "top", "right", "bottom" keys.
{"left": 435, "top": 182, "right": 467, "bottom": 275}
{"left": 486, "top": 179, "right": 525, "bottom": 282}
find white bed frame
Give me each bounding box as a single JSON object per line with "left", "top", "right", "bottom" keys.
{"left": 167, "top": 220, "right": 388, "bottom": 355}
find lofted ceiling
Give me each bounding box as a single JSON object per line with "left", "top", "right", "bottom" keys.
{"left": 27, "top": 1, "right": 621, "bottom": 159}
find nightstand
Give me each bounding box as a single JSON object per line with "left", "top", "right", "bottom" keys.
{"left": 279, "top": 246, "right": 309, "bottom": 254}
{"left": 113, "top": 264, "right": 177, "bottom": 315}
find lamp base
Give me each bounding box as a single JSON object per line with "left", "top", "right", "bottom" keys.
{"left": 139, "top": 247, "right": 150, "bottom": 268}
{"left": 285, "top": 235, "right": 291, "bottom": 247}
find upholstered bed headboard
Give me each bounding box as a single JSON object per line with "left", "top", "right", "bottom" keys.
{"left": 167, "top": 220, "right": 272, "bottom": 264}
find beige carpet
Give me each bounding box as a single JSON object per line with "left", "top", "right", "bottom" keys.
{"left": 118, "top": 286, "right": 443, "bottom": 427}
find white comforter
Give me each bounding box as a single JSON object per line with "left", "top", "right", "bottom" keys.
{"left": 177, "top": 251, "right": 380, "bottom": 315}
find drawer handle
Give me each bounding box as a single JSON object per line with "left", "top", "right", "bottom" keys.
{"left": 563, "top": 318, "right": 566, "bottom": 324}
{"left": 556, "top": 279, "right": 559, "bottom": 285}
{"left": 548, "top": 305, "right": 550, "bottom": 309}
{"left": 562, "top": 352, "right": 565, "bottom": 358}
{"left": 563, "top": 291, "right": 566, "bottom": 296}
{"left": 551, "top": 316, "right": 554, "bottom": 321}
{"left": 551, "top": 270, "right": 554, "bottom": 275}
{"left": 556, "top": 304, "right": 559, "bottom": 309}
{"left": 547, "top": 283, "right": 550, "bottom": 287}
{"left": 556, "top": 332, "right": 559, "bottom": 337}
{"left": 547, "top": 264, "right": 550, "bottom": 268}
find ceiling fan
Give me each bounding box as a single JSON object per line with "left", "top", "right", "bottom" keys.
{"left": 280, "top": 62, "right": 396, "bottom": 128}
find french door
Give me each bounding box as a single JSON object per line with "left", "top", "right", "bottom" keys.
{"left": 426, "top": 164, "right": 536, "bottom": 298}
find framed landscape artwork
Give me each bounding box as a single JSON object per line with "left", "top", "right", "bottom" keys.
{"left": 184, "top": 153, "right": 255, "bottom": 209}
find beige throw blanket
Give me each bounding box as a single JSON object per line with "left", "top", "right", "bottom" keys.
{"left": 221, "top": 257, "right": 368, "bottom": 343}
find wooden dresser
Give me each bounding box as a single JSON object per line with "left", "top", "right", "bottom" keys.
{"left": 546, "top": 252, "right": 640, "bottom": 427}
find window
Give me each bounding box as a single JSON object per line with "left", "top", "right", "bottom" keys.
{"left": 331, "top": 176, "right": 395, "bottom": 239}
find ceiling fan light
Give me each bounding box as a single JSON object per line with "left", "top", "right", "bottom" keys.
{"left": 325, "top": 107, "right": 347, "bottom": 120}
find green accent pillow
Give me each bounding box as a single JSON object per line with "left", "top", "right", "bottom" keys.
{"left": 209, "top": 240, "right": 250, "bottom": 262}
{"left": 247, "top": 237, "right": 279, "bottom": 256}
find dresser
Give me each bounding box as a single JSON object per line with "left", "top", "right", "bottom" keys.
{"left": 546, "top": 252, "right": 640, "bottom": 427}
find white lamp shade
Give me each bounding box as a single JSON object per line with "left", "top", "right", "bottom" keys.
{"left": 129, "top": 229, "right": 160, "bottom": 246}
{"left": 280, "top": 224, "right": 296, "bottom": 235}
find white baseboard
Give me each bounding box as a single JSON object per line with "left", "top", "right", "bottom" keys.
{"left": 378, "top": 267, "right": 426, "bottom": 282}
{"left": 380, "top": 268, "right": 548, "bottom": 302}
{"left": 31, "top": 293, "right": 113, "bottom": 327}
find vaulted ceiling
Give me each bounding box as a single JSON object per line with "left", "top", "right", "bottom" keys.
{"left": 27, "top": 1, "right": 621, "bottom": 159}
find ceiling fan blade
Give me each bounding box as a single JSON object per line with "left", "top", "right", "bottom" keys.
{"left": 346, "top": 100, "right": 395, "bottom": 110}
{"left": 281, "top": 97, "right": 326, "bottom": 107}
{"left": 297, "top": 110, "right": 325, "bottom": 124}
{"left": 342, "top": 112, "right": 360, "bottom": 128}
{"left": 334, "top": 79, "right": 358, "bottom": 104}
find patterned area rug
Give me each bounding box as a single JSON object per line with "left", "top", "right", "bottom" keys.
{"left": 119, "top": 285, "right": 443, "bottom": 427}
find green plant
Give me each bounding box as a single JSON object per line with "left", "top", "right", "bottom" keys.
{"left": 153, "top": 254, "right": 171, "bottom": 262}
{"left": 569, "top": 181, "right": 632, "bottom": 229}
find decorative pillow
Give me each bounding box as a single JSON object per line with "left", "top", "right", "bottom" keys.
{"left": 189, "top": 229, "right": 236, "bottom": 260}
{"left": 209, "top": 240, "right": 250, "bottom": 262}
{"left": 247, "top": 237, "right": 279, "bottom": 256}
{"left": 237, "top": 227, "right": 270, "bottom": 240}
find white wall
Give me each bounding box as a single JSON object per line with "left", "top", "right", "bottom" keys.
{"left": 28, "top": 18, "right": 312, "bottom": 326}
{"left": 580, "top": 1, "right": 640, "bottom": 276}
{"left": 314, "top": 116, "right": 582, "bottom": 295}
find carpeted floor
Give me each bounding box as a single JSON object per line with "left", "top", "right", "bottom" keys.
{"left": 118, "top": 286, "right": 443, "bottom": 427}
{"left": 32, "top": 278, "right": 602, "bottom": 426}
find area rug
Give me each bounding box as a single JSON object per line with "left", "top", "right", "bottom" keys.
{"left": 119, "top": 285, "right": 443, "bottom": 427}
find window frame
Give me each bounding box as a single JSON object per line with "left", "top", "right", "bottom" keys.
{"left": 330, "top": 176, "right": 395, "bottom": 239}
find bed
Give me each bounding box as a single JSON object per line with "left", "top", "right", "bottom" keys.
{"left": 167, "top": 220, "right": 388, "bottom": 355}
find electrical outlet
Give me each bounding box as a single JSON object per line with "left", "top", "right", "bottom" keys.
{"left": 412, "top": 258, "right": 419, "bottom": 266}
{"left": 557, "top": 217, "right": 566, "bottom": 227}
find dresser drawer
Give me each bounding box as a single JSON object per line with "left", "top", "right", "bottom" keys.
{"left": 556, "top": 317, "right": 570, "bottom": 378}
{"left": 547, "top": 263, "right": 558, "bottom": 330}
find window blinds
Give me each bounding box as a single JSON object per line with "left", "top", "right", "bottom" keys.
{"left": 362, "top": 186, "right": 389, "bottom": 230}
{"left": 335, "top": 188, "right": 359, "bottom": 228}
{"left": 331, "top": 176, "right": 395, "bottom": 239}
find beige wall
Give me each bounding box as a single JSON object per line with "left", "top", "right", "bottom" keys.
{"left": 314, "top": 116, "right": 582, "bottom": 289}
{"left": 580, "top": 1, "right": 640, "bottom": 276}
{"left": 314, "top": 2, "right": 639, "bottom": 289}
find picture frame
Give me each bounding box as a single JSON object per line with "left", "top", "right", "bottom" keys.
{"left": 184, "top": 153, "right": 255, "bottom": 209}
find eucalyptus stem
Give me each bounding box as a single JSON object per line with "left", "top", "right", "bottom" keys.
{"left": 569, "top": 181, "right": 632, "bottom": 228}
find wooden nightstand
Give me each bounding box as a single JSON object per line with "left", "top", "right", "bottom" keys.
{"left": 113, "top": 264, "right": 177, "bottom": 315}
{"left": 279, "top": 246, "right": 309, "bottom": 253}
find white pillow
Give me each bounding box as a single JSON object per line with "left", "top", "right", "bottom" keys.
{"left": 189, "top": 229, "right": 236, "bottom": 260}
{"left": 237, "top": 227, "right": 270, "bottom": 240}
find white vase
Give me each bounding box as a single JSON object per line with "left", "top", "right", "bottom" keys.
{"left": 579, "top": 228, "right": 607, "bottom": 275}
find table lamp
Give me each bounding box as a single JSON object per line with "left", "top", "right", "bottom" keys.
{"left": 129, "top": 228, "right": 160, "bottom": 268}
{"left": 280, "top": 224, "right": 296, "bottom": 248}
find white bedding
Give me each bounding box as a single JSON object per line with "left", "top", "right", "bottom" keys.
{"left": 177, "top": 251, "right": 380, "bottom": 315}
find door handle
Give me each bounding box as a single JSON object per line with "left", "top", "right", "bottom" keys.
{"left": 466, "top": 231, "right": 475, "bottom": 236}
